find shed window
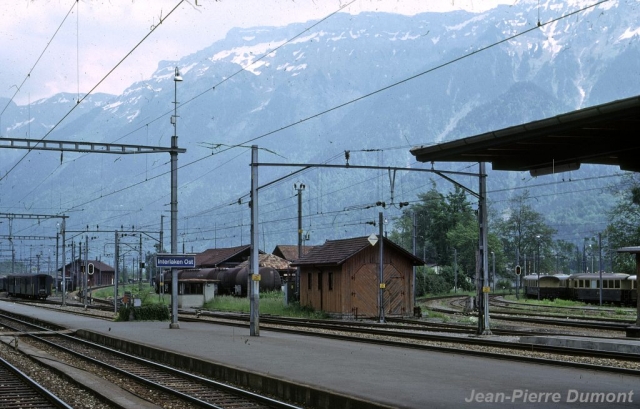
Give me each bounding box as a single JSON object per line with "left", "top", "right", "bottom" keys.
{"left": 308, "top": 272, "right": 312, "bottom": 290}
{"left": 328, "top": 272, "right": 333, "bottom": 291}
{"left": 318, "top": 272, "right": 323, "bottom": 291}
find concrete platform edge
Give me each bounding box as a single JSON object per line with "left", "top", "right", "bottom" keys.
{"left": 76, "top": 329, "right": 396, "bottom": 409}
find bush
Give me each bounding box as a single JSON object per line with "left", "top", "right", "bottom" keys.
{"left": 116, "top": 304, "right": 170, "bottom": 321}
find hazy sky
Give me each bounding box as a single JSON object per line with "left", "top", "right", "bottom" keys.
{"left": 0, "top": 0, "right": 513, "bottom": 105}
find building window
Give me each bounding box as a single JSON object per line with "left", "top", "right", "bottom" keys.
{"left": 308, "top": 272, "right": 312, "bottom": 290}
{"left": 328, "top": 272, "right": 333, "bottom": 291}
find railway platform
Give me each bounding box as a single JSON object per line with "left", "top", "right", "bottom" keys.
{"left": 1, "top": 301, "right": 639, "bottom": 409}
{"left": 520, "top": 335, "right": 640, "bottom": 354}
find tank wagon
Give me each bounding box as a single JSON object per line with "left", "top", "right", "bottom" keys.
{"left": 157, "top": 266, "right": 281, "bottom": 296}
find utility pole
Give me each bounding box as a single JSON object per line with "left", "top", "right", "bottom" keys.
{"left": 412, "top": 211, "right": 417, "bottom": 305}
{"left": 114, "top": 231, "right": 119, "bottom": 313}
{"left": 170, "top": 67, "right": 182, "bottom": 329}
{"left": 250, "top": 145, "right": 260, "bottom": 336}
{"left": 294, "top": 182, "right": 305, "bottom": 302}
{"left": 379, "top": 212, "right": 385, "bottom": 323}
{"left": 478, "top": 162, "right": 491, "bottom": 335}
{"left": 84, "top": 235, "right": 89, "bottom": 308}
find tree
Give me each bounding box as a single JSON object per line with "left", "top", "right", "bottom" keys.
{"left": 605, "top": 177, "right": 640, "bottom": 274}
{"left": 493, "top": 191, "right": 557, "bottom": 274}
{"left": 390, "top": 183, "right": 499, "bottom": 292}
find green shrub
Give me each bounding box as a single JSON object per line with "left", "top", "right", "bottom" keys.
{"left": 116, "top": 304, "right": 170, "bottom": 321}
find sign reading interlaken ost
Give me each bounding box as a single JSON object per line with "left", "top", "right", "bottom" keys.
{"left": 155, "top": 254, "right": 196, "bottom": 268}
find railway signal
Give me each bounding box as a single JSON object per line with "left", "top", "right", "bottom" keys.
{"left": 87, "top": 263, "right": 95, "bottom": 275}
{"left": 515, "top": 265, "right": 522, "bottom": 275}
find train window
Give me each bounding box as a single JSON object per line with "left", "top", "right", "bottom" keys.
{"left": 615, "top": 280, "right": 621, "bottom": 289}
{"left": 603, "top": 281, "right": 608, "bottom": 289}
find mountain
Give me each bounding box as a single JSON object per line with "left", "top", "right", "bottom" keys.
{"left": 1, "top": 0, "right": 639, "bottom": 259}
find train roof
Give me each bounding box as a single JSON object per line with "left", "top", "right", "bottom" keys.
{"left": 568, "top": 273, "right": 630, "bottom": 280}
{"left": 522, "top": 274, "right": 569, "bottom": 280}
{"left": 540, "top": 274, "right": 570, "bottom": 281}
{"left": 629, "top": 275, "right": 637, "bottom": 281}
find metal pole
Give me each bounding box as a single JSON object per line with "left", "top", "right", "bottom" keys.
{"left": 159, "top": 215, "right": 164, "bottom": 253}
{"left": 491, "top": 251, "right": 495, "bottom": 292}
{"left": 599, "top": 233, "right": 603, "bottom": 306}
{"left": 78, "top": 241, "right": 82, "bottom": 295}
{"left": 114, "top": 231, "right": 119, "bottom": 313}
{"left": 139, "top": 234, "right": 143, "bottom": 291}
{"left": 250, "top": 145, "right": 260, "bottom": 336}
{"left": 516, "top": 248, "right": 520, "bottom": 300}
{"left": 170, "top": 67, "right": 182, "bottom": 329}
{"left": 454, "top": 248, "right": 458, "bottom": 294}
{"left": 295, "top": 183, "right": 305, "bottom": 303}
{"left": 61, "top": 218, "right": 66, "bottom": 307}
{"left": 84, "top": 235, "right": 88, "bottom": 308}
{"left": 55, "top": 232, "right": 59, "bottom": 295}
{"left": 478, "top": 162, "right": 491, "bottom": 334}
{"left": 412, "top": 211, "right": 417, "bottom": 305}
{"left": 379, "top": 212, "right": 385, "bottom": 323}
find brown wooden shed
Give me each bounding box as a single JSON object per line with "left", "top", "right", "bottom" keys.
{"left": 291, "top": 236, "right": 424, "bottom": 318}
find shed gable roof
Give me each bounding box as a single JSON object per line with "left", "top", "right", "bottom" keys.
{"left": 196, "top": 245, "right": 265, "bottom": 267}
{"left": 291, "top": 236, "right": 424, "bottom": 267}
{"left": 272, "top": 244, "right": 317, "bottom": 261}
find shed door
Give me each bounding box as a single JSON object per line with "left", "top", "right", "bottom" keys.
{"left": 383, "top": 265, "right": 405, "bottom": 316}
{"left": 351, "top": 264, "right": 378, "bottom": 318}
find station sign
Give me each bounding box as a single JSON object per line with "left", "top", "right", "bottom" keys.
{"left": 155, "top": 254, "right": 196, "bottom": 268}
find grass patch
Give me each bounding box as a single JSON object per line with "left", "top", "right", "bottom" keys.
{"left": 92, "top": 284, "right": 169, "bottom": 305}
{"left": 203, "top": 291, "right": 329, "bottom": 319}
{"left": 502, "top": 295, "right": 588, "bottom": 307}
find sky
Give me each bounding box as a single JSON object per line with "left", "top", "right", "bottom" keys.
{"left": 0, "top": 0, "right": 513, "bottom": 105}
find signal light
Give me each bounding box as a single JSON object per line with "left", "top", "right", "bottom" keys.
{"left": 87, "top": 263, "right": 95, "bottom": 275}
{"left": 515, "top": 265, "right": 522, "bottom": 275}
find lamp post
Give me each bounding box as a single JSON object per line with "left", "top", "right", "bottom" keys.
{"left": 170, "top": 67, "right": 182, "bottom": 329}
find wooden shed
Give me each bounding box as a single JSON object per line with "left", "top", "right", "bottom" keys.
{"left": 291, "top": 236, "right": 424, "bottom": 318}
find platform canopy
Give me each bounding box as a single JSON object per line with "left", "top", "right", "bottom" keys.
{"left": 410, "top": 95, "right": 640, "bottom": 176}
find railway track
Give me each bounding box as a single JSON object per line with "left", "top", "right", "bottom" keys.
{"left": 29, "top": 334, "right": 301, "bottom": 409}
{"left": 0, "top": 312, "right": 301, "bottom": 409}
{"left": 4, "top": 298, "right": 640, "bottom": 381}
{"left": 422, "top": 295, "right": 634, "bottom": 333}
{"left": 0, "top": 355, "right": 73, "bottom": 409}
